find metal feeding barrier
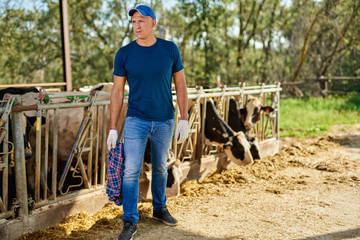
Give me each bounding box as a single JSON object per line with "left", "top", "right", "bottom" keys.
{"left": 172, "top": 83, "right": 281, "bottom": 173}
{"left": 0, "top": 90, "right": 111, "bottom": 220}
{"left": 0, "top": 94, "right": 15, "bottom": 219}
{"left": 58, "top": 90, "right": 100, "bottom": 195}
{"left": 0, "top": 83, "right": 281, "bottom": 222}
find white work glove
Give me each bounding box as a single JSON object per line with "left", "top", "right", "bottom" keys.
{"left": 107, "top": 129, "right": 118, "bottom": 150}
{"left": 175, "top": 120, "right": 189, "bottom": 144}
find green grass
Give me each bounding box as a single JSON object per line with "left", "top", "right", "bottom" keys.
{"left": 280, "top": 93, "right": 360, "bottom": 137}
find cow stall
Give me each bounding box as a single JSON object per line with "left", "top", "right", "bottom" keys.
{"left": 0, "top": 83, "right": 281, "bottom": 239}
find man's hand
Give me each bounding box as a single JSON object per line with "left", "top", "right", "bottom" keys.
{"left": 107, "top": 129, "right": 118, "bottom": 150}
{"left": 175, "top": 120, "right": 189, "bottom": 144}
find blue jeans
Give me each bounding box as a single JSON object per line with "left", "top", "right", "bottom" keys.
{"left": 122, "top": 116, "right": 175, "bottom": 224}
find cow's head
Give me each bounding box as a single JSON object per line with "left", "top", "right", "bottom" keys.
{"left": 23, "top": 114, "right": 46, "bottom": 159}
{"left": 224, "top": 132, "right": 253, "bottom": 166}
{"left": 204, "top": 99, "right": 253, "bottom": 166}
{"left": 21, "top": 91, "right": 47, "bottom": 160}
{"left": 241, "top": 96, "right": 274, "bottom": 131}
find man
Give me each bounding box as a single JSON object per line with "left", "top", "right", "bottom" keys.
{"left": 106, "top": 5, "right": 189, "bottom": 240}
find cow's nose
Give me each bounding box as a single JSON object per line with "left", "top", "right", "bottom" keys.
{"left": 244, "top": 122, "right": 252, "bottom": 131}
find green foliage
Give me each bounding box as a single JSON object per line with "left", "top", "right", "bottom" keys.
{"left": 0, "top": 0, "right": 137, "bottom": 88}
{"left": 280, "top": 95, "right": 360, "bottom": 137}
{"left": 0, "top": 6, "right": 62, "bottom": 84}
{"left": 340, "top": 93, "right": 360, "bottom": 111}
{"left": 0, "top": 0, "right": 359, "bottom": 88}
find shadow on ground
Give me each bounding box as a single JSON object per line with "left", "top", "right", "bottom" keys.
{"left": 327, "top": 134, "right": 360, "bottom": 149}
{"left": 18, "top": 211, "right": 243, "bottom": 240}
{"left": 65, "top": 215, "right": 239, "bottom": 240}
{"left": 295, "top": 228, "right": 360, "bottom": 240}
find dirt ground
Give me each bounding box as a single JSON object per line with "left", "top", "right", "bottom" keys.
{"left": 19, "top": 124, "right": 360, "bottom": 240}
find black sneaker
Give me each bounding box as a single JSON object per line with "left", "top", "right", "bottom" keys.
{"left": 153, "top": 205, "right": 178, "bottom": 226}
{"left": 118, "top": 220, "right": 137, "bottom": 240}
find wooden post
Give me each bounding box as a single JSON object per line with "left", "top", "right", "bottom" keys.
{"left": 60, "top": 0, "right": 73, "bottom": 91}
{"left": 324, "top": 79, "right": 329, "bottom": 95}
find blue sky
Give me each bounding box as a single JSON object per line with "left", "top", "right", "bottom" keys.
{"left": 20, "top": 0, "right": 46, "bottom": 10}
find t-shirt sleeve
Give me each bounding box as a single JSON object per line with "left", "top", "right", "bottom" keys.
{"left": 172, "top": 43, "right": 184, "bottom": 73}
{"left": 113, "top": 49, "right": 127, "bottom": 77}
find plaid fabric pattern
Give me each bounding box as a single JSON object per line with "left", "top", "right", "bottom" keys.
{"left": 106, "top": 140, "right": 125, "bottom": 206}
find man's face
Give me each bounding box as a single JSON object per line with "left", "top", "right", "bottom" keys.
{"left": 131, "top": 11, "right": 156, "bottom": 40}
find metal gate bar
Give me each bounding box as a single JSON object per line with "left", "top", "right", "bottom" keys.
{"left": 13, "top": 108, "right": 29, "bottom": 217}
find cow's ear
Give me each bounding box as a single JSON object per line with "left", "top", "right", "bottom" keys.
{"left": 26, "top": 116, "right": 46, "bottom": 127}
{"left": 40, "top": 116, "right": 46, "bottom": 125}
{"left": 26, "top": 116, "right": 37, "bottom": 127}
{"left": 261, "top": 106, "right": 274, "bottom": 115}
{"left": 239, "top": 108, "right": 247, "bottom": 116}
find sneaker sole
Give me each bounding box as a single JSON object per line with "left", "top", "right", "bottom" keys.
{"left": 153, "top": 216, "right": 178, "bottom": 226}
{"left": 131, "top": 230, "right": 137, "bottom": 240}
{"left": 118, "top": 230, "right": 137, "bottom": 240}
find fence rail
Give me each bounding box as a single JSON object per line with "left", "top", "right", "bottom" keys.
{"left": 0, "top": 82, "right": 67, "bottom": 89}
{"left": 281, "top": 76, "right": 360, "bottom": 96}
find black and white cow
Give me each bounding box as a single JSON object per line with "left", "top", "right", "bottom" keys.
{"left": 228, "top": 97, "right": 274, "bottom": 160}
{"left": 228, "top": 98, "right": 260, "bottom": 159}
{"left": 203, "top": 98, "right": 253, "bottom": 166}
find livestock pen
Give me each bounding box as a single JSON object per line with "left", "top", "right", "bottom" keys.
{"left": 0, "top": 83, "right": 281, "bottom": 239}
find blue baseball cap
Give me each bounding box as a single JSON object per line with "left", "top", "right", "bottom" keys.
{"left": 128, "top": 5, "right": 156, "bottom": 20}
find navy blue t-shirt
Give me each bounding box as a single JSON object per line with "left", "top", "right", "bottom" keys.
{"left": 113, "top": 38, "right": 184, "bottom": 121}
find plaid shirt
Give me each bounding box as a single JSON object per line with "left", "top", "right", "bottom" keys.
{"left": 106, "top": 141, "right": 125, "bottom": 206}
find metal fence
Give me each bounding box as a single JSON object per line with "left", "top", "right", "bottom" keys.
{"left": 0, "top": 83, "right": 281, "bottom": 220}
{"left": 172, "top": 83, "right": 281, "bottom": 166}
{"left": 281, "top": 76, "right": 360, "bottom": 97}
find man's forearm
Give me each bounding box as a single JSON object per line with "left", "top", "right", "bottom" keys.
{"left": 109, "top": 93, "right": 124, "bottom": 129}
{"left": 176, "top": 85, "right": 188, "bottom": 120}
{"left": 174, "top": 69, "right": 188, "bottom": 120}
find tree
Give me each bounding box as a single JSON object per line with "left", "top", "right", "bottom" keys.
{"left": 287, "top": 0, "right": 360, "bottom": 83}
{"left": 0, "top": 0, "right": 359, "bottom": 90}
